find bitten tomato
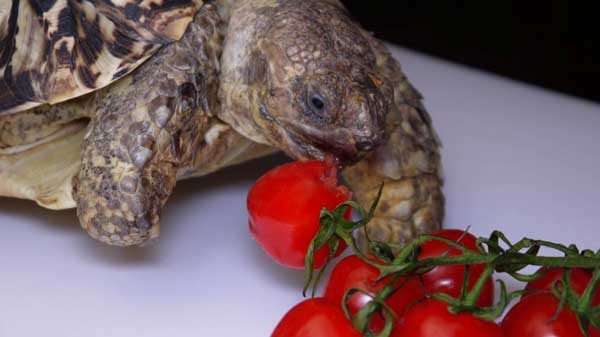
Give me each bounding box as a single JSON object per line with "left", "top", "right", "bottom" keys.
{"left": 526, "top": 267, "right": 600, "bottom": 304}
{"left": 271, "top": 298, "right": 362, "bottom": 337}
{"left": 392, "top": 298, "right": 504, "bottom": 337}
{"left": 502, "top": 292, "right": 600, "bottom": 337}
{"left": 324, "top": 255, "right": 426, "bottom": 332}
{"left": 247, "top": 160, "right": 350, "bottom": 269}
{"left": 419, "top": 229, "right": 495, "bottom": 306}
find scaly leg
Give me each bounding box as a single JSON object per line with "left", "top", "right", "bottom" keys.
{"left": 74, "top": 5, "right": 223, "bottom": 246}
{"left": 343, "top": 41, "right": 444, "bottom": 245}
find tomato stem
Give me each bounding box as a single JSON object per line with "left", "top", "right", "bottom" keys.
{"left": 578, "top": 268, "right": 600, "bottom": 313}
{"left": 303, "top": 183, "right": 600, "bottom": 334}
{"left": 463, "top": 265, "right": 494, "bottom": 307}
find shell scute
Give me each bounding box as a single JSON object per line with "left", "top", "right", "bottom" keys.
{"left": 0, "top": 0, "right": 202, "bottom": 115}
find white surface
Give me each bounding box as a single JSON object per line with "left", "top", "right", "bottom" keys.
{"left": 1, "top": 45, "right": 600, "bottom": 337}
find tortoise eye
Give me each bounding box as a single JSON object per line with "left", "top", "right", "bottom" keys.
{"left": 303, "top": 87, "right": 332, "bottom": 122}
{"left": 311, "top": 95, "right": 325, "bottom": 110}
{"left": 308, "top": 93, "right": 326, "bottom": 113}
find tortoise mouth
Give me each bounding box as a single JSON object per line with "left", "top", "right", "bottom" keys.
{"left": 279, "top": 117, "right": 377, "bottom": 164}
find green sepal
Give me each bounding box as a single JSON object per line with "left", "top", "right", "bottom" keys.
{"left": 310, "top": 237, "right": 340, "bottom": 297}
{"left": 432, "top": 292, "right": 461, "bottom": 309}
{"left": 369, "top": 241, "right": 395, "bottom": 264}
{"left": 303, "top": 210, "right": 337, "bottom": 296}
{"left": 472, "top": 280, "right": 516, "bottom": 321}
{"left": 342, "top": 288, "right": 378, "bottom": 333}
{"left": 507, "top": 268, "right": 548, "bottom": 282}
{"left": 372, "top": 310, "right": 394, "bottom": 337}
{"left": 578, "top": 317, "right": 591, "bottom": 337}
{"left": 497, "top": 244, "right": 541, "bottom": 274}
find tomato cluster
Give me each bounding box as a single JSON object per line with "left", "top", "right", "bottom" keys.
{"left": 247, "top": 160, "right": 600, "bottom": 337}
{"left": 503, "top": 267, "right": 600, "bottom": 337}
{"left": 270, "top": 229, "right": 501, "bottom": 337}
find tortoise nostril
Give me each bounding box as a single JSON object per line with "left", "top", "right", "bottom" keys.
{"left": 356, "top": 140, "right": 374, "bottom": 151}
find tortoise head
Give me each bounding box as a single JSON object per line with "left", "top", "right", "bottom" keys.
{"left": 219, "top": 0, "right": 392, "bottom": 163}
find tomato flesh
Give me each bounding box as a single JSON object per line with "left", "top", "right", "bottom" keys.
{"left": 271, "top": 298, "right": 362, "bottom": 337}
{"left": 419, "top": 229, "right": 495, "bottom": 306}
{"left": 502, "top": 292, "right": 600, "bottom": 337}
{"left": 247, "top": 160, "right": 350, "bottom": 269}
{"left": 393, "top": 298, "right": 504, "bottom": 337}
{"left": 324, "top": 255, "right": 426, "bottom": 332}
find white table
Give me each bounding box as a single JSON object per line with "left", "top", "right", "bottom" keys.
{"left": 1, "top": 45, "right": 599, "bottom": 337}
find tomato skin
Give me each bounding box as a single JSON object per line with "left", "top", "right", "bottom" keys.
{"left": 392, "top": 298, "right": 504, "bottom": 337}
{"left": 502, "top": 293, "right": 600, "bottom": 337}
{"left": 324, "top": 255, "right": 426, "bottom": 332}
{"left": 247, "top": 160, "right": 350, "bottom": 269}
{"left": 419, "top": 229, "right": 495, "bottom": 306}
{"left": 271, "top": 298, "right": 362, "bottom": 337}
{"left": 526, "top": 267, "right": 600, "bottom": 304}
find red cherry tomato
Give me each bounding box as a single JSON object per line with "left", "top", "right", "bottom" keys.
{"left": 324, "top": 255, "right": 426, "bottom": 332}
{"left": 419, "top": 229, "right": 495, "bottom": 306}
{"left": 247, "top": 160, "right": 350, "bottom": 269}
{"left": 526, "top": 267, "right": 600, "bottom": 304}
{"left": 271, "top": 298, "right": 362, "bottom": 337}
{"left": 502, "top": 292, "right": 600, "bottom": 337}
{"left": 392, "top": 298, "right": 504, "bottom": 337}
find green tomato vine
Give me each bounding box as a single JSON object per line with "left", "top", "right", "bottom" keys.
{"left": 303, "top": 184, "right": 600, "bottom": 337}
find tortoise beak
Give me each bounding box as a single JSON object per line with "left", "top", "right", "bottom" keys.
{"left": 279, "top": 117, "right": 381, "bottom": 164}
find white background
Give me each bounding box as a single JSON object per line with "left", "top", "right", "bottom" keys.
{"left": 1, "top": 45, "right": 599, "bottom": 337}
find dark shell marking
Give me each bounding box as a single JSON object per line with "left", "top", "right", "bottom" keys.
{"left": 0, "top": 0, "right": 202, "bottom": 115}
{"left": 74, "top": 5, "right": 224, "bottom": 246}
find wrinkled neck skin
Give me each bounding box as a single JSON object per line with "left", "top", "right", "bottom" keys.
{"left": 218, "top": 0, "right": 391, "bottom": 164}
{"left": 218, "top": 0, "right": 277, "bottom": 145}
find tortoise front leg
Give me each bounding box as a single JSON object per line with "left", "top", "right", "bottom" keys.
{"left": 74, "top": 5, "right": 223, "bottom": 246}
{"left": 343, "top": 43, "right": 444, "bottom": 245}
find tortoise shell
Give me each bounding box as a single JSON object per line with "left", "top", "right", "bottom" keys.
{"left": 0, "top": 0, "right": 202, "bottom": 115}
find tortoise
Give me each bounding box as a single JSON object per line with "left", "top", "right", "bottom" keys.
{"left": 0, "top": 0, "right": 444, "bottom": 247}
